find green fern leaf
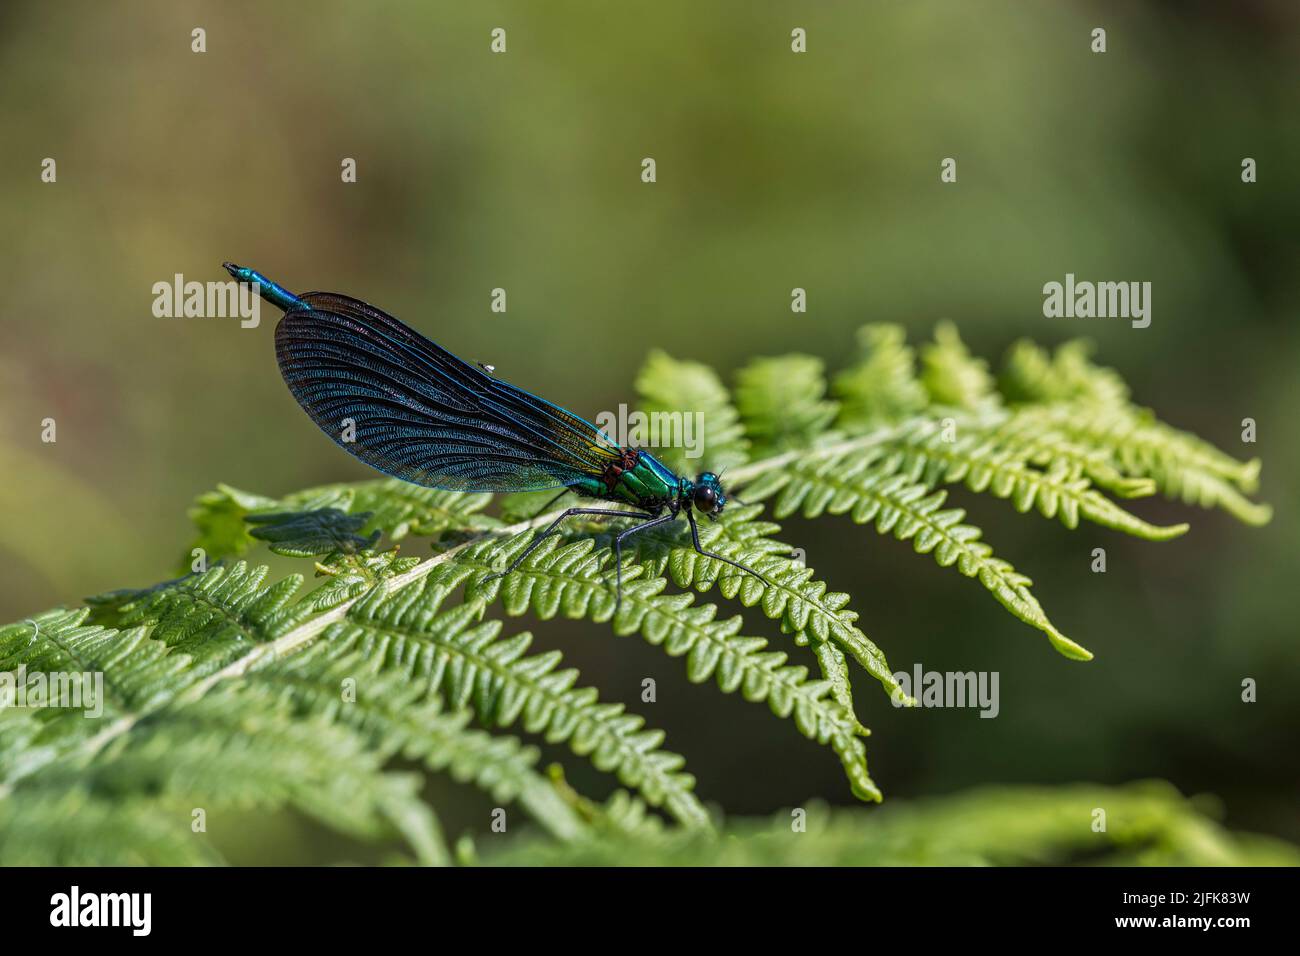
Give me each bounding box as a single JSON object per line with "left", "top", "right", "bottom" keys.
{"left": 43, "top": 687, "right": 446, "bottom": 863}
{"left": 0, "top": 610, "right": 202, "bottom": 790}
{"left": 0, "top": 789, "right": 223, "bottom": 866}
{"left": 447, "top": 533, "right": 882, "bottom": 802}
{"left": 996, "top": 340, "right": 1268, "bottom": 524}
{"left": 1000, "top": 338, "right": 1132, "bottom": 407}
{"left": 185, "top": 483, "right": 285, "bottom": 566}
{"left": 1013, "top": 404, "right": 1269, "bottom": 525}
{"left": 624, "top": 506, "right": 906, "bottom": 702}
{"left": 833, "top": 324, "right": 930, "bottom": 428}
{"left": 635, "top": 349, "right": 749, "bottom": 473}
{"left": 89, "top": 562, "right": 307, "bottom": 668}
{"left": 749, "top": 454, "right": 1093, "bottom": 660}
{"left": 987, "top": 408, "right": 1157, "bottom": 498}
{"left": 478, "top": 781, "right": 1300, "bottom": 867}
{"left": 735, "top": 355, "right": 841, "bottom": 454}
{"left": 322, "top": 571, "right": 714, "bottom": 826}
{"left": 879, "top": 416, "right": 1189, "bottom": 539}
{"left": 241, "top": 641, "right": 587, "bottom": 841}
{"left": 920, "top": 321, "right": 998, "bottom": 410}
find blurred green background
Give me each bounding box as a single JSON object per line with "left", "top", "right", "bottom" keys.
{"left": 1, "top": 0, "right": 1296, "bottom": 857}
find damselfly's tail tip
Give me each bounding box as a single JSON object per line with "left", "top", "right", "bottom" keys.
{"left": 222, "top": 261, "right": 243, "bottom": 278}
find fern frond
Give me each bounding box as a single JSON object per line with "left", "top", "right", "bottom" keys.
{"left": 747, "top": 452, "right": 1092, "bottom": 660}
{"left": 0, "top": 612, "right": 452, "bottom": 863}
{"left": 1000, "top": 338, "right": 1132, "bottom": 407}
{"left": 1011, "top": 404, "right": 1269, "bottom": 525}
{"left": 735, "top": 355, "right": 841, "bottom": 454}
{"left": 40, "top": 686, "right": 447, "bottom": 864}
{"left": 986, "top": 408, "right": 1157, "bottom": 498}
{"left": 618, "top": 506, "right": 911, "bottom": 779}
{"left": 996, "top": 339, "right": 1268, "bottom": 525}
{"left": 626, "top": 506, "right": 905, "bottom": 701}
{"left": 547, "top": 770, "right": 668, "bottom": 840}
{"left": 832, "top": 323, "right": 929, "bottom": 428}
{"left": 338, "top": 479, "right": 499, "bottom": 540}
{"left": 878, "top": 416, "right": 1189, "bottom": 540}
{"left": 240, "top": 641, "right": 587, "bottom": 842}
{"left": 920, "top": 321, "right": 998, "bottom": 410}
{"left": 443, "top": 533, "right": 882, "bottom": 803}
{"left": 0, "top": 611, "right": 446, "bottom": 862}
{"left": 0, "top": 610, "right": 201, "bottom": 789}
{"left": 88, "top": 562, "right": 307, "bottom": 669}
{"left": 3, "top": 589, "right": 590, "bottom": 861}
{"left": 635, "top": 349, "right": 749, "bottom": 473}
{"left": 1, "top": 609, "right": 196, "bottom": 713}
{"left": 319, "top": 571, "right": 713, "bottom": 826}
{"left": 0, "top": 789, "right": 223, "bottom": 866}
{"left": 186, "top": 483, "right": 285, "bottom": 566}
{"left": 478, "top": 780, "right": 1300, "bottom": 867}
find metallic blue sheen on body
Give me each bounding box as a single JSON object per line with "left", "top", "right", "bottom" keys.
{"left": 641, "top": 452, "right": 681, "bottom": 493}
{"left": 223, "top": 262, "right": 307, "bottom": 313}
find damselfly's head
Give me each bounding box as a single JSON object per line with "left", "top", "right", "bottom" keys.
{"left": 688, "top": 472, "right": 727, "bottom": 520}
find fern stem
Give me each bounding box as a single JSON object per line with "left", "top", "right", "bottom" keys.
{"left": 726, "top": 427, "right": 902, "bottom": 487}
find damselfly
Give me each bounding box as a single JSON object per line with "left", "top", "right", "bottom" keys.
{"left": 222, "top": 263, "right": 769, "bottom": 608}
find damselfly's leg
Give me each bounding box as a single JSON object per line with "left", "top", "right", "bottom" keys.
{"left": 685, "top": 508, "right": 774, "bottom": 588}
{"left": 610, "top": 512, "right": 678, "bottom": 613}
{"left": 483, "top": 508, "right": 657, "bottom": 583}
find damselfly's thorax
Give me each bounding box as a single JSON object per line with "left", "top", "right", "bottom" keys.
{"left": 585, "top": 447, "right": 679, "bottom": 509}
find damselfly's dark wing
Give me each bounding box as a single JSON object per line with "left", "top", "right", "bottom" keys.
{"left": 275, "top": 292, "right": 624, "bottom": 493}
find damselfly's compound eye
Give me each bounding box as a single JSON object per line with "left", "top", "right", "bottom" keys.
{"left": 693, "top": 484, "right": 719, "bottom": 513}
